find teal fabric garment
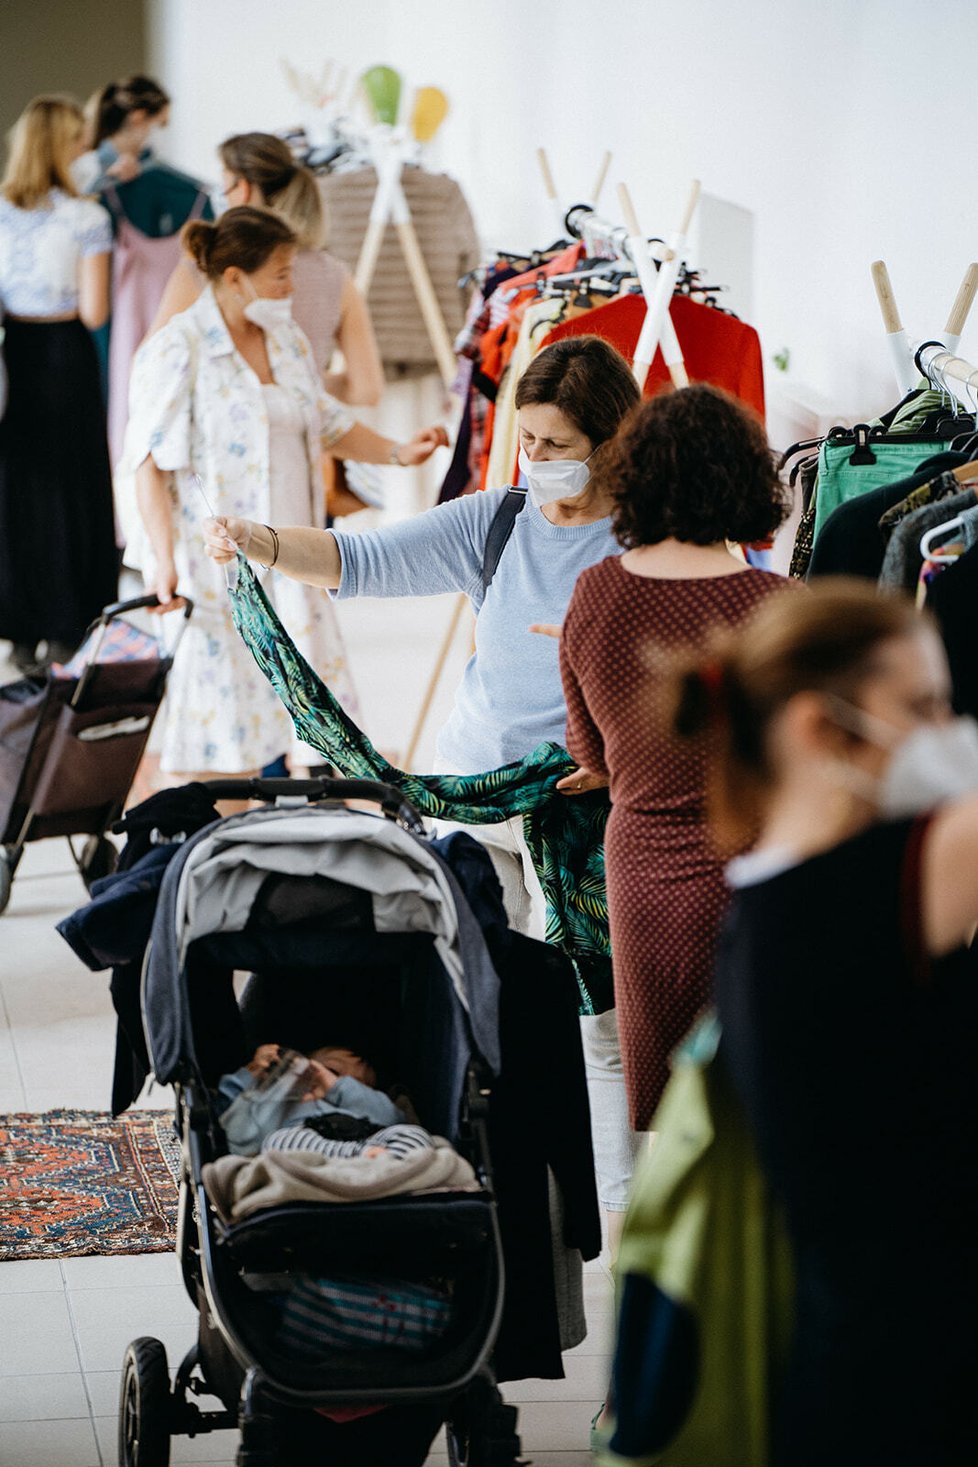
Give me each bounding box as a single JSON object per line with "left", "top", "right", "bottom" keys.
{"left": 812, "top": 388, "right": 970, "bottom": 541}
{"left": 227, "top": 557, "right": 612, "bottom": 1013}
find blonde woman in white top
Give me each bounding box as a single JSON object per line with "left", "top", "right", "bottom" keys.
{"left": 127, "top": 205, "right": 444, "bottom": 785}
{"left": 0, "top": 94, "right": 115, "bottom": 673}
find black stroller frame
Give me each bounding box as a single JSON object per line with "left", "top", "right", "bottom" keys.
{"left": 0, "top": 593, "right": 192, "bottom": 913}
{"left": 120, "top": 778, "right": 523, "bottom": 1467}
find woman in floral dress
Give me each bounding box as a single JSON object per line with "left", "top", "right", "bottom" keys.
{"left": 125, "top": 205, "right": 443, "bottom": 781}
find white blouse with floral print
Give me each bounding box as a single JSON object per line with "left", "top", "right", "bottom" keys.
{"left": 123, "top": 285, "right": 360, "bottom": 773}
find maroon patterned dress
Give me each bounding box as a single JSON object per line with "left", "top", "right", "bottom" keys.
{"left": 560, "top": 556, "right": 793, "bottom": 1128}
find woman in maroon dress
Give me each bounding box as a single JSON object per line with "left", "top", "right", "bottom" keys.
{"left": 559, "top": 385, "right": 794, "bottom": 1129}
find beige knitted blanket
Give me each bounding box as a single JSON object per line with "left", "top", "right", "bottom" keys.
{"left": 203, "top": 1137, "right": 479, "bottom": 1224}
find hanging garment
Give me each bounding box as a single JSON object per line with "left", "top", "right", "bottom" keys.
{"left": 598, "top": 1016, "right": 792, "bottom": 1467}
{"left": 878, "top": 487, "right": 978, "bottom": 591}
{"left": 792, "top": 389, "right": 972, "bottom": 571}
{"left": 437, "top": 246, "right": 585, "bottom": 502}
{"left": 225, "top": 557, "right": 613, "bottom": 1014}
{"left": 319, "top": 165, "right": 479, "bottom": 378}
{"left": 927, "top": 540, "right": 978, "bottom": 720}
{"left": 806, "top": 452, "right": 966, "bottom": 580}
{"left": 103, "top": 181, "right": 207, "bottom": 467}
{"left": 542, "top": 293, "right": 766, "bottom": 419}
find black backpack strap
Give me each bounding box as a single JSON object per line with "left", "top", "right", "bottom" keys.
{"left": 481, "top": 487, "right": 527, "bottom": 589}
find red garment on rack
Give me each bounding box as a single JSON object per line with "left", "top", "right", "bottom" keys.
{"left": 543, "top": 293, "right": 766, "bottom": 419}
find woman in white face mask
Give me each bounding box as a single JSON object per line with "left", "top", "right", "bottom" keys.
{"left": 125, "top": 206, "right": 444, "bottom": 792}
{"left": 670, "top": 580, "right": 978, "bottom": 1467}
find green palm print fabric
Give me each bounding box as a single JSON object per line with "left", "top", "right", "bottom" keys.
{"left": 227, "top": 557, "right": 611, "bottom": 1013}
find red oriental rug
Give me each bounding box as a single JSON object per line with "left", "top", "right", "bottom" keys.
{"left": 0, "top": 1110, "right": 180, "bottom": 1261}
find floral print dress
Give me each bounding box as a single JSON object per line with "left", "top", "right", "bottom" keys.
{"left": 123, "top": 285, "right": 360, "bottom": 773}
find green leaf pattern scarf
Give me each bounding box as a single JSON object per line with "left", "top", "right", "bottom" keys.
{"left": 226, "top": 557, "right": 611, "bottom": 1013}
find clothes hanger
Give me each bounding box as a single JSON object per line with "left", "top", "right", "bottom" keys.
{"left": 919, "top": 483, "right": 978, "bottom": 564}
{"left": 920, "top": 514, "right": 969, "bottom": 565}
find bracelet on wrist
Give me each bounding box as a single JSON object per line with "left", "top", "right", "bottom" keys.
{"left": 388, "top": 443, "right": 403, "bottom": 467}
{"left": 260, "top": 524, "right": 280, "bottom": 569}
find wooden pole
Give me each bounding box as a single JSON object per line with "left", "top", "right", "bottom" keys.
{"left": 870, "top": 260, "right": 918, "bottom": 394}
{"left": 537, "top": 146, "right": 558, "bottom": 202}
{"left": 870, "top": 260, "right": 903, "bottom": 333}
{"left": 945, "top": 263, "right": 978, "bottom": 338}
{"left": 590, "top": 150, "right": 612, "bottom": 206}
{"left": 394, "top": 212, "right": 458, "bottom": 387}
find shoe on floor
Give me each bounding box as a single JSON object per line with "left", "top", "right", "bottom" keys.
{"left": 10, "top": 642, "right": 38, "bottom": 674}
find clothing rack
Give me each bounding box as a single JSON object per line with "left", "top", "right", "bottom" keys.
{"left": 914, "top": 341, "right": 978, "bottom": 415}
{"left": 871, "top": 259, "right": 978, "bottom": 400}
{"left": 557, "top": 177, "right": 700, "bottom": 389}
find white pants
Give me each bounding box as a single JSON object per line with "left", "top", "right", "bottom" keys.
{"left": 579, "top": 1007, "right": 646, "bottom": 1211}
{"left": 432, "top": 763, "right": 639, "bottom": 1210}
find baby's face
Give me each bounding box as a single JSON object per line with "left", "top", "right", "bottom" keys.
{"left": 309, "top": 1046, "right": 376, "bottom": 1087}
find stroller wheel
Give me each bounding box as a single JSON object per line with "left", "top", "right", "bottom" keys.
{"left": 119, "top": 1337, "right": 171, "bottom": 1467}
{"left": 446, "top": 1379, "right": 523, "bottom": 1467}
{"left": 0, "top": 850, "right": 11, "bottom": 915}
{"left": 80, "top": 834, "right": 118, "bottom": 891}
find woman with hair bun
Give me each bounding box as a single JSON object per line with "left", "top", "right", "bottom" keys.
{"left": 151, "top": 132, "right": 383, "bottom": 408}
{"left": 557, "top": 384, "right": 795, "bottom": 1136}
{"left": 125, "top": 205, "right": 444, "bottom": 787}
{"left": 671, "top": 580, "right": 978, "bottom": 1465}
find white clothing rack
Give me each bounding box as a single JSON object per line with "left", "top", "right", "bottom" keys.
{"left": 871, "top": 260, "right": 978, "bottom": 400}
{"left": 914, "top": 342, "right": 978, "bottom": 415}
{"left": 543, "top": 146, "right": 701, "bottom": 391}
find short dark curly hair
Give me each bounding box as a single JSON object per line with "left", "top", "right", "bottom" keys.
{"left": 605, "top": 384, "right": 790, "bottom": 548}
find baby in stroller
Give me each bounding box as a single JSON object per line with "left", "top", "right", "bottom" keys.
{"left": 215, "top": 1038, "right": 431, "bottom": 1159}
{"left": 208, "top": 1036, "right": 472, "bottom": 1367}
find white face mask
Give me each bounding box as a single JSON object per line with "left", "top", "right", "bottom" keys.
{"left": 829, "top": 697, "right": 978, "bottom": 817}
{"left": 210, "top": 187, "right": 229, "bottom": 217}
{"left": 517, "top": 445, "right": 592, "bottom": 507}
{"left": 241, "top": 277, "right": 293, "bottom": 333}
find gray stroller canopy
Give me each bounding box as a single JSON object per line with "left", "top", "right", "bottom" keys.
{"left": 142, "top": 805, "right": 501, "bottom": 1090}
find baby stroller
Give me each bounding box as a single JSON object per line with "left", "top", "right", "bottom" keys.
{"left": 0, "top": 593, "right": 192, "bottom": 913}
{"left": 120, "top": 777, "right": 529, "bottom": 1467}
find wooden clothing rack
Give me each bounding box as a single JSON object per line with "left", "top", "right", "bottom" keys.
{"left": 353, "top": 127, "right": 459, "bottom": 388}
{"left": 871, "top": 259, "right": 978, "bottom": 403}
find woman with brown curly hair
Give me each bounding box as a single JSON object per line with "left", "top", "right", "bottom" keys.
{"left": 558, "top": 384, "right": 795, "bottom": 1131}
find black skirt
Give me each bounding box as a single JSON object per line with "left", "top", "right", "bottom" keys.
{"left": 0, "top": 317, "right": 118, "bottom": 648}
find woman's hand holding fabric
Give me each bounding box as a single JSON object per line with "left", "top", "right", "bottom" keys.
{"left": 556, "top": 767, "right": 609, "bottom": 796}
{"left": 204, "top": 515, "right": 253, "bottom": 564}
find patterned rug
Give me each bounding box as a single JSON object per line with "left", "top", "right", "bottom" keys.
{"left": 0, "top": 1110, "right": 180, "bottom": 1260}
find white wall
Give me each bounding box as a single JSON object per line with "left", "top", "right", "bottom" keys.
{"left": 150, "top": 0, "right": 978, "bottom": 422}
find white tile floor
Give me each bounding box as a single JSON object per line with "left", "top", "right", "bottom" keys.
{"left": 0, "top": 605, "right": 613, "bottom": 1466}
